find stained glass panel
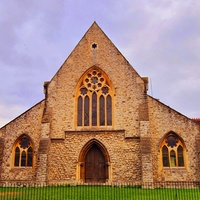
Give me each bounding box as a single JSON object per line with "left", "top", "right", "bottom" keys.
{"left": 78, "top": 96, "right": 83, "bottom": 126}
{"left": 80, "top": 88, "right": 88, "bottom": 95}
{"left": 14, "top": 147, "right": 20, "bottom": 166}
{"left": 92, "top": 92, "right": 97, "bottom": 126}
{"left": 166, "top": 135, "right": 178, "bottom": 148}
{"left": 100, "top": 95, "right": 105, "bottom": 126}
{"left": 91, "top": 77, "right": 98, "bottom": 84}
{"left": 21, "top": 151, "right": 26, "bottom": 166}
{"left": 162, "top": 146, "right": 169, "bottom": 167}
{"left": 20, "top": 138, "right": 30, "bottom": 149}
{"left": 28, "top": 147, "right": 33, "bottom": 167}
{"left": 102, "top": 87, "right": 109, "bottom": 95}
{"left": 84, "top": 96, "right": 89, "bottom": 126}
{"left": 170, "top": 150, "right": 176, "bottom": 167}
{"left": 178, "top": 145, "right": 184, "bottom": 166}
{"left": 107, "top": 95, "right": 112, "bottom": 126}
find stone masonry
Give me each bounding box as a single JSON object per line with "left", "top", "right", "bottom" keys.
{"left": 0, "top": 22, "right": 199, "bottom": 185}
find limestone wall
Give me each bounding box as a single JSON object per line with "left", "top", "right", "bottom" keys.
{"left": 0, "top": 101, "right": 44, "bottom": 184}
{"left": 44, "top": 23, "right": 146, "bottom": 139}
{"left": 1, "top": 22, "right": 199, "bottom": 185}
{"left": 148, "top": 96, "right": 200, "bottom": 182}
{"left": 47, "top": 131, "right": 142, "bottom": 184}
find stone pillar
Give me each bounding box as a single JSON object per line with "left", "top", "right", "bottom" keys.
{"left": 196, "top": 136, "right": 200, "bottom": 180}
{"left": 139, "top": 94, "right": 153, "bottom": 183}
{"left": 35, "top": 123, "right": 50, "bottom": 185}
{"left": 0, "top": 138, "right": 4, "bottom": 181}
{"left": 140, "top": 121, "right": 153, "bottom": 183}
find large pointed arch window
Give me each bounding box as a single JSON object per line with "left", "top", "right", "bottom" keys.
{"left": 161, "top": 132, "right": 185, "bottom": 167}
{"left": 76, "top": 67, "right": 113, "bottom": 127}
{"left": 13, "top": 135, "right": 33, "bottom": 167}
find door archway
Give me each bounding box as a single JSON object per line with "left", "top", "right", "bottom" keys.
{"left": 79, "top": 139, "right": 110, "bottom": 183}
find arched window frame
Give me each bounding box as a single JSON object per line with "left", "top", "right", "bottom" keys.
{"left": 12, "top": 134, "right": 34, "bottom": 167}
{"left": 75, "top": 67, "right": 114, "bottom": 128}
{"left": 160, "top": 132, "right": 186, "bottom": 168}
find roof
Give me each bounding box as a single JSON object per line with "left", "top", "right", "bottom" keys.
{"left": 192, "top": 118, "right": 200, "bottom": 124}
{"left": 192, "top": 118, "right": 200, "bottom": 121}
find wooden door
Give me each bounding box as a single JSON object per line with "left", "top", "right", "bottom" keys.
{"left": 85, "top": 144, "right": 106, "bottom": 183}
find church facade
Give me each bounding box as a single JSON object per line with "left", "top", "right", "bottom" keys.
{"left": 0, "top": 22, "right": 200, "bottom": 185}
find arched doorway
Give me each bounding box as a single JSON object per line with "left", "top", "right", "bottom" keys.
{"left": 85, "top": 144, "right": 106, "bottom": 183}
{"left": 79, "top": 139, "right": 110, "bottom": 183}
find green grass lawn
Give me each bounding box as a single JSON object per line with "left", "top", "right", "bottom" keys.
{"left": 0, "top": 185, "right": 200, "bottom": 200}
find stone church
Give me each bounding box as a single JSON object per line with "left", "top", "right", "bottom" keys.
{"left": 0, "top": 22, "right": 200, "bottom": 185}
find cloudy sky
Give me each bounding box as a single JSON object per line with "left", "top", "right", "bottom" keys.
{"left": 0, "top": 0, "right": 200, "bottom": 127}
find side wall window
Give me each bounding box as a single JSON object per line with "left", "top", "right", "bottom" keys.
{"left": 13, "top": 135, "right": 33, "bottom": 167}
{"left": 161, "top": 132, "right": 185, "bottom": 167}
{"left": 76, "top": 67, "right": 113, "bottom": 127}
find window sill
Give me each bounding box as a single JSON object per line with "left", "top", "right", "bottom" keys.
{"left": 74, "top": 126, "right": 114, "bottom": 131}
{"left": 163, "top": 167, "right": 186, "bottom": 170}
{"left": 10, "top": 167, "right": 33, "bottom": 171}
{"left": 66, "top": 129, "right": 125, "bottom": 134}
